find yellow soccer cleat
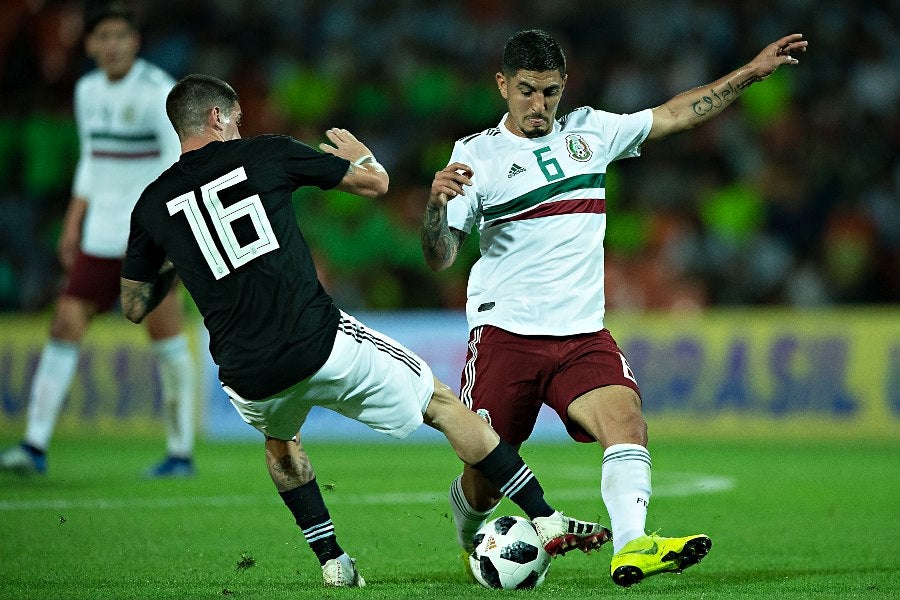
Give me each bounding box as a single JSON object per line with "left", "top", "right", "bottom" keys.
{"left": 610, "top": 533, "right": 712, "bottom": 587}
{"left": 461, "top": 547, "right": 476, "bottom": 582}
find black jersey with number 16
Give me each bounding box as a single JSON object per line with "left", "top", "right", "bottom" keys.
{"left": 123, "top": 134, "right": 350, "bottom": 399}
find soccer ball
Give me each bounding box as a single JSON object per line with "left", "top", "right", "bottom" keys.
{"left": 469, "top": 516, "right": 551, "bottom": 590}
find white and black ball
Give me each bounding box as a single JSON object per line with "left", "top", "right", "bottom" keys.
{"left": 469, "top": 516, "right": 551, "bottom": 590}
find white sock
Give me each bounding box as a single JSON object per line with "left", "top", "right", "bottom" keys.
{"left": 601, "top": 443, "right": 652, "bottom": 553}
{"left": 152, "top": 334, "right": 195, "bottom": 458}
{"left": 449, "top": 475, "right": 497, "bottom": 550}
{"left": 24, "top": 339, "right": 80, "bottom": 450}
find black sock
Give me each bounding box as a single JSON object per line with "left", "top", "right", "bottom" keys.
{"left": 472, "top": 440, "right": 553, "bottom": 519}
{"left": 279, "top": 478, "right": 344, "bottom": 565}
{"left": 21, "top": 443, "right": 45, "bottom": 457}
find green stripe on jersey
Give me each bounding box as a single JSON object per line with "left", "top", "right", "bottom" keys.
{"left": 90, "top": 132, "right": 158, "bottom": 142}
{"left": 483, "top": 172, "right": 606, "bottom": 222}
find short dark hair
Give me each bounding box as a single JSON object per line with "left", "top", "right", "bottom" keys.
{"left": 166, "top": 74, "right": 240, "bottom": 139}
{"left": 85, "top": 1, "right": 138, "bottom": 35}
{"left": 501, "top": 30, "right": 566, "bottom": 77}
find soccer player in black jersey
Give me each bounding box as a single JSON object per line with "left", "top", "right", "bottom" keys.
{"left": 120, "top": 73, "right": 609, "bottom": 587}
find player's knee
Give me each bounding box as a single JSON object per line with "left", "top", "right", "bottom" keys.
{"left": 49, "top": 314, "right": 87, "bottom": 341}
{"left": 49, "top": 297, "right": 92, "bottom": 341}
{"left": 570, "top": 386, "right": 646, "bottom": 444}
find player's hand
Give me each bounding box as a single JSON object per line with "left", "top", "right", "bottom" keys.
{"left": 429, "top": 162, "right": 474, "bottom": 206}
{"left": 319, "top": 128, "right": 373, "bottom": 163}
{"left": 747, "top": 33, "right": 808, "bottom": 81}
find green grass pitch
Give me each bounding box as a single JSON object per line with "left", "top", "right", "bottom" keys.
{"left": 0, "top": 434, "right": 897, "bottom": 599}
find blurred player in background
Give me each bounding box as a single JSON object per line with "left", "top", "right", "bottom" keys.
{"left": 423, "top": 29, "right": 807, "bottom": 586}
{"left": 0, "top": 2, "right": 196, "bottom": 478}
{"left": 120, "top": 73, "right": 609, "bottom": 587}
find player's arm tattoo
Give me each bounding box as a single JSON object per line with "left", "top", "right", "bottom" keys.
{"left": 421, "top": 202, "right": 466, "bottom": 271}
{"left": 690, "top": 74, "right": 757, "bottom": 118}
{"left": 120, "top": 262, "right": 177, "bottom": 324}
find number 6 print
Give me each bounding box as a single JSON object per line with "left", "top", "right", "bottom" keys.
{"left": 534, "top": 146, "right": 565, "bottom": 182}
{"left": 167, "top": 167, "right": 279, "bottom": 279}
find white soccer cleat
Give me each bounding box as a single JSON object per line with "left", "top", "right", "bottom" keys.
{"left": 531, "top": 511, "right": 612, "bottom": 557}
{"left": 0, "top": 444, "right": 46, "bottom": 476}
{"left": 322, "top": 553, "right": 365, "bottom": 587}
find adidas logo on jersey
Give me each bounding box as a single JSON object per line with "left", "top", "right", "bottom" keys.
{"left": 507, "top": 163, "right": 526, "bottom": 178}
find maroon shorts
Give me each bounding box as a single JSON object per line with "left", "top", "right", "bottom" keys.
{"left": 62, "top": 251, "right": 124, "bottom": 313}
{"left": 459, "top": 325, "right": 641, "bottom": 444}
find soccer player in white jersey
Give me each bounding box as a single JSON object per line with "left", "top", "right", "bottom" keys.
{"left": 422, "top": 29, "right": 808, "bottom": 586}
{"left": 0, "top": 2, "right": 197, "bottom": 478}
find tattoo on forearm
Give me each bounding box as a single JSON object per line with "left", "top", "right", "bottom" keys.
{"left": 735, "top": 74, "right": 757, "bottom": 91}
{"left": 421, "top": 203, "right": 458, "bottom": 265}
{"left": 690, "top": 75, "right": 756, "bottom": 117}
{"left": 122, "top": 268, "right": 177, "bottom": 322}
{"left": 122, "top": 283, "right": 155, "bottom": 320}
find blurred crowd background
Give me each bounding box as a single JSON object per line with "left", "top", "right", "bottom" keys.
{"left": 0, "top": 0, "right": 897, "bottom": 313}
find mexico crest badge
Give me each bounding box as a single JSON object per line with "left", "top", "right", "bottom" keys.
{"left": 565, "top": 134, "right": 592, "bottom": 162}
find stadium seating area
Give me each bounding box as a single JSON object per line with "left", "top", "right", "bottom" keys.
{"left": 0, "top": 0, "right": 897, "bottom": 311}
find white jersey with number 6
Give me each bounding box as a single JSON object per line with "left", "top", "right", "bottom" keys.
{"left": 446, "top": 106, "right": 653, "bottom": 336}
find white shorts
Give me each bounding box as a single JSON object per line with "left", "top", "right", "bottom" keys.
{"left": 223, "top": 311, "right": 434, "bottom": 441}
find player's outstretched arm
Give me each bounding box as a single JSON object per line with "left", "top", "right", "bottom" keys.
{"left": 319, "top": 127, "right": 389, "bottom": 198}
{"left": 120, "top": 262, "right": 178, "bottom": 324}
{"left": 421, "top": 163, "right": 471, "bottom": 272}
{"left": 648, "top": 33, "right": 808, "bottom": 140}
